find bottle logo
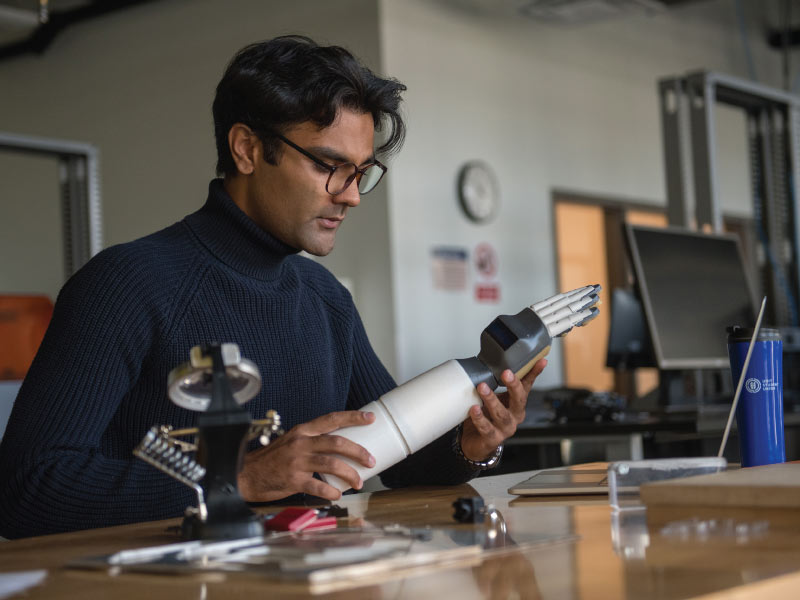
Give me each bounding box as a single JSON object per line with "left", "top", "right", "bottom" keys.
{"left": 745, "top": 378, "right": 762, "bottom": 393}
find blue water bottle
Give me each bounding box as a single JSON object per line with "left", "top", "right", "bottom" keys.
{"left": 726, "top": 326, "right": 785, "bottom": 467}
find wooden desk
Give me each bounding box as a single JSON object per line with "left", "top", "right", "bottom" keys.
{"left": 3, "top": 466, "right": 800, "bottom": 599}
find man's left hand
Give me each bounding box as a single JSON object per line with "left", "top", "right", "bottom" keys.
{"left": 459, "top": 359, "right": 547, "bottom": 462}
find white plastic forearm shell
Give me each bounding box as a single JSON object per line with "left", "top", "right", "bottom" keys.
{"left": 320, "top": 359, "right": 479, "bottom": 492}
{"left": 321, "top": 284, "right": 601, "bottom": 492}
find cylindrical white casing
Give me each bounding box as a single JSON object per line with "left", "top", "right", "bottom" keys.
{"left": 379, "top": 359, "right": 479, "bottom": 452}
{"left": 319, "top": 398, "right": 410, "bottom": 492}
{"left": 321, "top": 359, "right": 480, "bottom": 492}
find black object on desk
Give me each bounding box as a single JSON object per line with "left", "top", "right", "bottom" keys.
{"left": 533, "top": 387, "right": 626, "bottom": 425}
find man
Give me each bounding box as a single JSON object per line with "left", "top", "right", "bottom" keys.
{"left": 0, "top": 36, "right": 544, "bottom": 538}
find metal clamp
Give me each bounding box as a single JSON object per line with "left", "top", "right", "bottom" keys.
{"left": 166, "top": 343, "right": 262, "bottom": 411}
{"left": 134, "top": 426, "right": 208, "bottom": 521}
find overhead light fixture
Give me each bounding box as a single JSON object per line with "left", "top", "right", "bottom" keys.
{"left": 518, "top": 0, "right": 668, "bottom": 23}
{"left": 0, "top": 4, "right": 40, "bottom": 28}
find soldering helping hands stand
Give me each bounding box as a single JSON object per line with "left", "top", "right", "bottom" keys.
{"left": 134, "top": 343, "right": 283, "bottom": 540}
{"left": 321, "top": 284, "right": 602, "bottom": 491}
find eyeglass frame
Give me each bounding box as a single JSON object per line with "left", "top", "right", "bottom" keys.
{"left": 269, "top": 132, "right": 387, "bottom": 196}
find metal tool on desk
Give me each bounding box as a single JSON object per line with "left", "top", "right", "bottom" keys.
{"left": 452, "top": 496, "right": 510, "bottom": 548}
{"left": 134, "top": 343, "right": 284, "bottom": 540}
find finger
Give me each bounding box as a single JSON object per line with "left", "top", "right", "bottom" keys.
{"left": 462, "top": 405, "right": 504, "bottom": 461}
{"left": 312, "top": 434, "right": 376, "bottom": 469}
{"left": 309, "top": 453, "right": 365, "bottom": 491}
{"left": 470, "top": 396, "right": 506, "bottom": 448}
{"left": 500, "top": 370, "right": 527, "bottom": 422}
{"left": 520, "top": 358, "right": 547, "bottom": 390}
{"left": 478, "top": 383, "right": 515, "bottom": 436}
{"left": 468, "top": 400, "right": 497, "bottom": 439}
{"left": 299, "top": 476, "right": 344, "bottom": 501}
{"left": 295, "top": 410, "right": 376, "bottom": 436}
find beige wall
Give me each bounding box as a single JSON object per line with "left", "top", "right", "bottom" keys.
{"left": 381, "top": 0, "right": 780, "bottom": 384}
{"left": 0, "top": 0, "right": 397, "bottom": 375}
{"left": 0, "top": 0, "right": 787, "bottom": 386}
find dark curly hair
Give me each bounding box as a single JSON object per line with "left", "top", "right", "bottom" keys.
{"left": 213, "top": 35, "right": 407, "bottom": 176}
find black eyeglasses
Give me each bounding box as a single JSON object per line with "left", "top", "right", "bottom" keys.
{"left": 274, "top": 133, "right": 387, "bottom": 196}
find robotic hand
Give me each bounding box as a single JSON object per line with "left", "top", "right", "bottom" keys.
{"left": 322, "top": 284, "right": 601, "bottom": 491}
{"left": 533, "top": 284, "right": 603, "bottom": 338}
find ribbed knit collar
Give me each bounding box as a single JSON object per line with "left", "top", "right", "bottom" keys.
{"left": 184, "top": 179, "right": 299, "bottom": 281}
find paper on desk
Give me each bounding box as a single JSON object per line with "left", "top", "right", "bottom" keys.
{"left": 0, "top": 570, "right": 47, "bottom": 600}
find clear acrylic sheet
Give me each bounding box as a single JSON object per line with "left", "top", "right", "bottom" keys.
{"left": 608, "top": 456, "right": 728, "bottom": 510}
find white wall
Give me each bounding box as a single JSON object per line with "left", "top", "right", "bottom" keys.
{"left": 380, "top": 0, "right": 783, "bottom": 384}
{"left": 0, "top": 0, "right": 788, "bottom": 386}
{"left": 0, "top": 0, "right": 397, "bottom": 374}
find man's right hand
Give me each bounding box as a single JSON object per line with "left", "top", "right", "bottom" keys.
{"left": 237, "top": 410, "right": 376, "bottom": 502}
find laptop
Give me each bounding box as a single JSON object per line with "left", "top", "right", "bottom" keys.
{"left": 507, "top": 468, "right": 609, "bottom": 496}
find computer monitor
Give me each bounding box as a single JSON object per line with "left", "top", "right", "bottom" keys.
{"left": 605, "top": 287, "right": 656, "bottom": 370}
{"left": 625, "top": 224, "right": 757, "bottom": 370}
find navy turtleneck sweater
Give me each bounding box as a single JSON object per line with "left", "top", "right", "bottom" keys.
{"left": 0, "top": 180, "right": 478, "bottom": 539}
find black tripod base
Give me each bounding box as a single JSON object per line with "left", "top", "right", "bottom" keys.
{"left": 181, "top": 512, "right": 263, "bottom": 541}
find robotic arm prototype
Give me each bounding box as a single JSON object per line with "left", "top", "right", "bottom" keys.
{"left": 321, "top": 284, "right": 601, "bottom": 491}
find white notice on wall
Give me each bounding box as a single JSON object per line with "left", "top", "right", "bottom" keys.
{"left": 431, "top": 247, "right": 468, "bottom": 291}
{"left": 473, "top": 242, "right": 500, "bottom": 303}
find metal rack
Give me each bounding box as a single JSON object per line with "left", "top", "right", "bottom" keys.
{"left": 659, "top": 71, "right": 800, "bottom": 327}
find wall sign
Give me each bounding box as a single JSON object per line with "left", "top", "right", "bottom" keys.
{"left": 431, "top": 246, "right": 468, "bottom": 291}
{"left": 474, "top": 242, "right": 498, "bottom": 279}
{"left": 473, "top": 242, "right": 500, "bottom": 303}
{"left": 475, "top": 284, "right": 500, "bottom": 302}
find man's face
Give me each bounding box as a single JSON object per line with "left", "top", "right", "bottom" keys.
{"left": 240, "top": 109, "right": 376, "bottom": 256}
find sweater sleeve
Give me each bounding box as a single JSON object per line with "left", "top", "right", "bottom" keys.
{"left": 345, "top": 311, "right": 481, "bottom": 488}
{"left": 0, "top": 251, "right": 193, "bottom": 539}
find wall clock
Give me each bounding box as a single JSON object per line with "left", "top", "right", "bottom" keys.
{"left": 457, "top": 161, "right": 500, "bottom": 224}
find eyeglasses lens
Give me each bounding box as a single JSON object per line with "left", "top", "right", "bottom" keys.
{"left": 327, "top": 164, "right": 384, "bottom": 195}
{"left": 357, "top": 165, "right": 383, "bottom": 194}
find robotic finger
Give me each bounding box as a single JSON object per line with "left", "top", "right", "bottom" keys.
{"left": 531, "top": 284, "right": 593, "bottom": 312}
{"left": 532, "top": 284, "right": 601, "bottom": 317}
{"left": 544, "top": 306, "right": 600, "bottom": 337}
{"left": 538, "top": 294, "right": 599, "bottom": 324}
